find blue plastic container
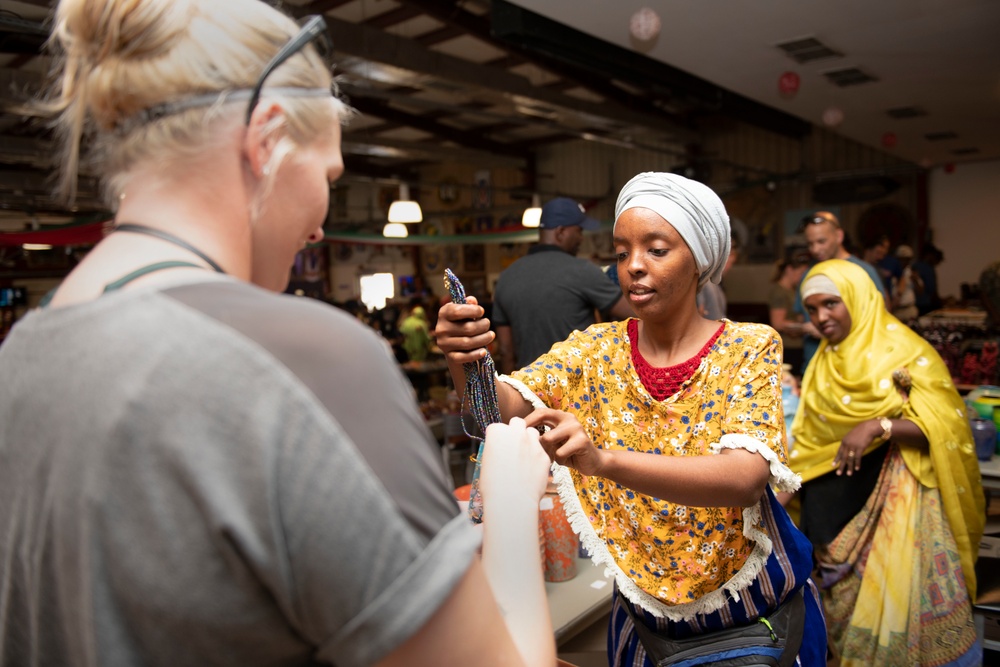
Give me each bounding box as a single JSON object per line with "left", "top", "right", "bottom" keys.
{"left": 971, "top": 418, "right": 997, "bottom": 461}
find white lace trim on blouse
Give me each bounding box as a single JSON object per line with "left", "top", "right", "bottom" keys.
{"left": 498, "top": 373, "right": 797, "bottom": 621}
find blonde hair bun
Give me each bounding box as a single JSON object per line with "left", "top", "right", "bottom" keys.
{"left": 45, "top": 0, "right": 341, "bottom": 202}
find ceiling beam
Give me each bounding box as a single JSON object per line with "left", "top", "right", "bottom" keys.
{"left": 347, "top": 96, "right": 528, "bottom": 158}
{"left": 342, "top": 134, "right": 526, "bottom": 167}
{"left": 397, "top": 0, "right": 696, "bottom": 131}
{"left": 340, "top": 156, "right": 420, "bottom": 182}
{"left": 0, "top": 134, "right": 54, "bottom": 169}
{"left": 0, "top": 66, "right": 45, "bottom": 99}
{"left": 488, "top": 0, "right": 812, "bottom": 139}
{"left": 325, "top": 16, "right": 696, "bottom": 141}
{"left": 295, "top": 0, "right": 355, "bottom": 15}
{"left": 364, "top": 6, "right": 425, "bottom": 29}
{"left": 415, "top": 25, "right": 465, "bottom": 47}
{"left": 484, "top": 54, "right": 527, "bottom": 69}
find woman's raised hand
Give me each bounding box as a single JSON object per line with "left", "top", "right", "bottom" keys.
{"left": 524, "top": 407, "right": 608, "bottom": 476}
{"left": 433, "top": 295, "right": 495, "bottom": 364}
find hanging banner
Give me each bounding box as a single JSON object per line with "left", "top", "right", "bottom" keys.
{"left": 0, "top": 218, "right": 111, "bottom": 246}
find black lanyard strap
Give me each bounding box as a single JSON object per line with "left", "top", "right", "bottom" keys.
{"left": 115, "top": 223, "right": 226, "bottom": 274}
{"left": 102, "top": 261, "right": 206, "bottom": 293}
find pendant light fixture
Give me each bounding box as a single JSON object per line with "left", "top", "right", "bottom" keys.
{"left": 382, "top": 222, "right": 409, "bottom": 238}
{"left": 387, "top": 183, "right": 422, "bottom": 224}
{"left": 521, "top": 194, "right": 542, "bottom": 228}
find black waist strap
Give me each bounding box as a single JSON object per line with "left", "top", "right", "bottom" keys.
{"left": 620, "top": 588, "right": 805, "bottom": 667}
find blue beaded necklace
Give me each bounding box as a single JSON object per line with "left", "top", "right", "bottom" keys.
{"left": 444, "top": 268, "right": 501, "bottom": 523}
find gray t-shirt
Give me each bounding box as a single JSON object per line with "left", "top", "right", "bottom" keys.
{"left": 0, "top": 279, "right": 479, "bottom": 667}
{"left": 492, "top": 245, "right": 623, "bottom": 368}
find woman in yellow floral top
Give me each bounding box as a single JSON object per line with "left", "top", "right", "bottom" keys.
{"left": 436, "top": 172, "right": 826, "bottom": 666}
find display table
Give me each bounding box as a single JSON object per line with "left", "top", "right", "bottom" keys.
{"left": 982, "top": 457, "right": 1000, "bottom": 494}
{"left": 546, "top": 556, "right": 614, "bottom": 646}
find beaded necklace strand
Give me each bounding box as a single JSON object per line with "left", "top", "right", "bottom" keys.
{"left": 444, "top": 268, "right": 501, "bottom": 523}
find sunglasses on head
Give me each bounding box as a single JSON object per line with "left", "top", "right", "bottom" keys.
{"left": 121, "top": 15, "right": 334, "bottom": 132}
{"left": 799, "top": 214, "right": 840, "bottom": 231}
{"left": 245, "top": 15, "right": 333, "bottom": 124}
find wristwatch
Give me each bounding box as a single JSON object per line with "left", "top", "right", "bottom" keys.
{"left": 878, "top": 416, "right": 893, "bottom": 441}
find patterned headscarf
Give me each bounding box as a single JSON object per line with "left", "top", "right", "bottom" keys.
{"left": 614, "top": 172, "right": 731, "bottom": 287}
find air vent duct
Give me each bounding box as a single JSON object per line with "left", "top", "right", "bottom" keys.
{"left": 823, "top": 67, "right": 877, "bottom": 87}
{"left": 924, "top": 131, "right": 958, "bottom": 141}
{"left": 775, "top": 37, "right": 842, "bottom": 64}
{"left": 886, "top": 106, "right": 926, "bottom": 119}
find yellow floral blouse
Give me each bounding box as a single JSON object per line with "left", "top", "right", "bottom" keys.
{"left": 504, "top": 319, "right": 799, "bottom": 618}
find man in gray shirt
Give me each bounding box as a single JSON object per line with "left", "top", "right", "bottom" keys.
{"left": 492, "top": 197, "right": 633, "bottom": 374}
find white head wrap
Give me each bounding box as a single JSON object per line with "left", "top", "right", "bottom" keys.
{"left": 614, "top": 172, "right": 731, "bottom": 287}
{"left": 799, "top": 274, "right": 840, "bottom": 301}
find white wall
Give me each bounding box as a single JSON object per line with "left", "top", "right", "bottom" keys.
{"left": 724, "top": 264, "right": 774, "bottom": 304}
{"left": 929, "top": 159, "right": 1000, "bottom": 299}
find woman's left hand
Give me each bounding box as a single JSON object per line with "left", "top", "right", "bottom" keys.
{"left": 523, "top": 408, "right": 607, "bottom": 476}
{"left": 834, "top": 419, "right": 881, "bottom": 476}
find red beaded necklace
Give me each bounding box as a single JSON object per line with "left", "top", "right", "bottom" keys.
{"left": 628, "top": 319, "right": 725, "bottom": 401}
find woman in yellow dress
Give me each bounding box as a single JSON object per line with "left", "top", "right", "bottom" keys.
{"left": 787, "top": 259, "right": 984, "bottom": 665}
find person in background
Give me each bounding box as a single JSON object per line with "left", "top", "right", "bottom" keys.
{"left": 912, "top": 243, "right": 944, "bottom": 316}
{"left": 768, "top": 252, "right": 811, "bottom": 376}
{"left": 890, "top": 244, "right": 921, "bottom": 322}
{"left": 492, "top": 196, "right": 633, "bottom": 374}
{"left": 877, "top": 242, "right": 903, "bottom": 296}
{"left": 980, "top": 259, "right": 1000, "bottom": 327}
{"left": 695, "top": 230, "right": 740, "bottom": 320}
{"left": 795, "top": 211, "right": 888, "bottom": 372}
{"left": 0, "top": 2, "right": 556, "bottom": 666}
{"left": 399, "top": 302, "right": 433, "bottom": 362}
{"left": 784, "top": 259, "right": 984, "bottom": 666}
{"left": 436, "top": 171, "right": 827, "bottom": 667}
{"left": 860, "top": 234, "right": 893, "bottom": 293}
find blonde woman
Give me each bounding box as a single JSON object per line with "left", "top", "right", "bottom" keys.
{"left": 0, "top": 2, "right": 554, "bottom": 665}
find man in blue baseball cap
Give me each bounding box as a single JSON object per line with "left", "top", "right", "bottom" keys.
{"left": 492, "top": 197, "right": 632, "bottom": 374}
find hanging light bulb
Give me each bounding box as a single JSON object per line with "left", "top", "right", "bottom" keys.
{"left": 521, "top": 193, "right": 542, "bottom": 228}
{"left": 387, "top": 183, "right": 422, "bottom": 223}
{"left": 382, "top": 222, "right": 408, "bottom": 238}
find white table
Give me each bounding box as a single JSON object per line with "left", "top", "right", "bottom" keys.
{"left": 546, "top": 556, "right": 614, "bottom": 646}
{"left": 980, "top": 456, "right": 1000, "bottom": 493}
